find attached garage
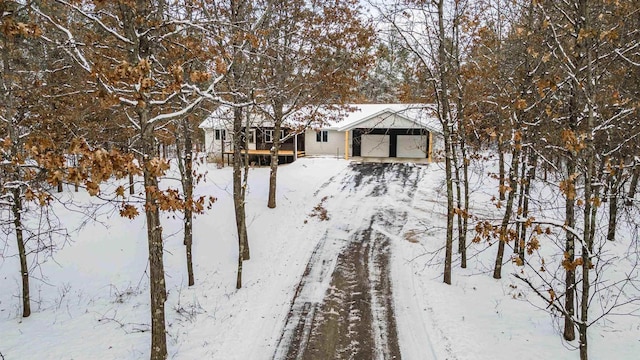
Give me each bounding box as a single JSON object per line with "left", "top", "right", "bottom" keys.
{"left": 336, "top": 105, "right": 441, "bottom": 161}
{"left": 361, "top": 134, "right": 390, "bottom": 157}
{"left": 352, "top": 128, "right": 430, "bottom": 159}
{"left": 396, "top": 134, "right": 428, "bottom": 158}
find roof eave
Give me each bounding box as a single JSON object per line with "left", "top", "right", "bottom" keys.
{"left": 336, "top": 108, "right": 441, "bottom": 133}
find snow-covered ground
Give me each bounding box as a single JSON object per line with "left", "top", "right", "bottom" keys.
{"left": 0, "top": 157, "right": 638, "bottom": 359}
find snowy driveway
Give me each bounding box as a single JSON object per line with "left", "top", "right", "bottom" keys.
{"left": 273, "top": 162, "right": 427, "bottom": 360}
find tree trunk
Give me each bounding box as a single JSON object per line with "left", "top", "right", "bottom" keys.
{"left": 141, "top": 113, "right": 167, "bottom": 360}
{"left": 563, "top": 50, "right": 584, "bottom": 339}
{"left": 435, "top": 0, "right": 455, "bottom": 285}
{"left": 240, "top": 109, "right": 251, "bottom": 260}
{"left": 232, "top": 147, "right": 245, "bottom": 260}
{"left": 5, "top": 80, "right": 29, "bottom": 316}
{"left": 129, "top": 172, "right": 135, "bottom": 195}
{"left": 453, "top": 0, "right": 467, "bottom": 270}
{"left": 514, "top": 150, "right": 527, "bottom": 255}
{"left": 232, "top": 106, "right": 249, "bottom": 263}
{"left": 227, "top": 0, "right": 251, "bottom": 286}
{"left": 176, "top": 120, "right": 195, "bottom": 286}
{"left": 461, "top": 148, "right": 469, "bottom": 269}
{"left": 580, "top": 184, "right": 598, "bottom": 360}
{"left": 12, "top": 189, "right": 31, "bottom": 318}
{"left": 578, "top": 286, "right": 588, "bottom": 360}
{"left": 443, "top": 127, "right": 454, "bottom": 285}
{"left": 560, "top": 9, "right": 597, "bottom": 333}
{"left": 268, "top": 103, "right": 283, "bottom": 209}
{"left": 607, "top": 169, "right": 619, "bottom": 241}
{"left": 236, "top": 238, "right": 244, "bottom": 289}
{"left": 184, "top": 138, "right": 194, "bottom": 287}
{"left": 580, "top": 146, "right": 595, "bottom": 360}
{"left": 579, "top": 3, "right": 595, "bottom": 356}
{"left": 493, "top": 142, "right": 519, "bottom": 279}
{"left": 268, "top": 145, "right": 279, "bottom": 208}
{"left": 519, "top": 152, "right": 536, "bottom": 263}
{"left": 625, "top": 164, "right": 639, "bottom": 205}
{"left": 442, "top": 130, "right": 454, "bottom": 284}
{"left": 498, "top": 134, "right": 506, "bottom": 201}
{"left": 144, "top": 167, "right": 167, "bottom": 360}
{"left": 452, "top": 136, "right": 464, "bottom": 258}
{"left": 563, "top": 155, "right": 577, "bottom": 342}
{"left": 241, "top": 110, "right": 251, "bottom": 259}
{"left": 233, "top": 106, "right": 251, "bottom": 288}
{"left": 72, "top": 156, "right": 79, "bottom": 192}
{"left": 185, "top": 202, "right": 194, "bottom": 286}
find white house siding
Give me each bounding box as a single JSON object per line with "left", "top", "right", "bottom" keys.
{"left": 351, "top": 113, "right": 417, "bottom": 130}
{"left": 304, "top": 129, "right": 348, "bottom": 157}
{"left": 204, "top": 129, "right": 217, "bottom": 157}
{"left": 361, "top": 134, "right": 390, "bottom": 157}
{"left": 203, "top": 129, "right": 233, "bottom": 161}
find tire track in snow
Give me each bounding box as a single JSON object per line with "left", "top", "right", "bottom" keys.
{"left": 273, "top": 166, "right": 362, "bottom": 360}
{"left": 273, "top": 163, "right": 428, "bottom": 360}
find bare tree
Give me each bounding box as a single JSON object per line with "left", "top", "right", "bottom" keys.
{"left": 513, "top": 0, "right": 639, "bottom": 358}
{"left": 33, "top": 1, "right": 236, "bottom": 357}
{"left": 377, "top": 0, "right": 475, "bottom": 284}
{"left": 256, "top": 0, "right": 374, "bottom": 209}
{"left": 0, "top": 1, "right": 72, "bottom": 318}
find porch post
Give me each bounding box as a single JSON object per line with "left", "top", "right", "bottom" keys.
{"left": 294, "top": 133, "right": 298, "bottom": 161}
{"left": 220, "top": 130, "right": 225, "bottom": 168}
{"left": 344, "top": 130, "right": 349, "bottom": 160}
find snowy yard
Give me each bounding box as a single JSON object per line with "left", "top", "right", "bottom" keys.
{"left": 1, "top": 157, "right": 638, "bottom": 359}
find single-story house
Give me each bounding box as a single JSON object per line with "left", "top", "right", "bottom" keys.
{"left": 199, "top": 104, "right": 443, "bottom": 163}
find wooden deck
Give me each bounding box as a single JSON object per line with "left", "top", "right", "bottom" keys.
{"left": 222, "top": 149, "right": 306, "bottom": 165}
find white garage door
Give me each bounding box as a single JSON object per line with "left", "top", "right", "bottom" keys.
{"left": 397, "top": 135, "right": 427, "bottom": 158}
{"left": 361, "top": 134, "right": 390, "bottom": 157}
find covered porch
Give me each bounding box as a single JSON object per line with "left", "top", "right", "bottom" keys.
{"left": 222, "top": 149, "right": 306, "bottom": 166}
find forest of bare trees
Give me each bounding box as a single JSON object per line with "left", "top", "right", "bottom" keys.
{"left": 1, "top": 1, "right": 638, "bottom": 359}
{"left": 371, "top": 1, "right": 639, "bottom": 359}
{"left": 1, "top": 0, "right": 373, "bottom": 358}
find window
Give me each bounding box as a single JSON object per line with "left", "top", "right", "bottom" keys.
{"left": 264, "top": 130, "right": 285, "bottom": 143}
{"left": 248, "top": 129, "right": 256, "bottom": 144}
{"left": 215, "top": 129, "right": 226, "bottom": 141}
{"left": 316, "top": 130, "right": 328, "bottom": 142}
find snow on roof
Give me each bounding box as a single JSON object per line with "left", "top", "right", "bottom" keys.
{"left": 199, "top": 104, "right": 442, "bottom": 133}
{"left": 326, "top": 104, "right": 441, "bottom": 133}
{"left": 198, "top": 105, "right": 291, "bottom": 129}
{"left": 198, "top": 106, "right": 240, "bottom": 129}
